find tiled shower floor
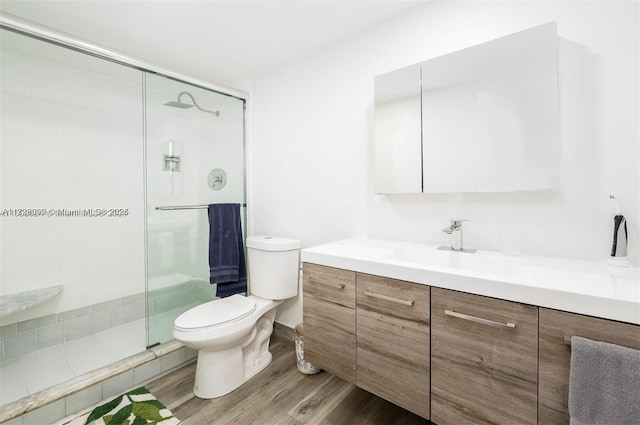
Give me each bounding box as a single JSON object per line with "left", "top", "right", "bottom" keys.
{"left": 0, "top": 320, "right": 146, "bottom": 406}
{"left": 0, "top": 303, "right": 194, "bottom": 408}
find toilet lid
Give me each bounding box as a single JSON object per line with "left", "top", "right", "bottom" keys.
{"left": 174, "top": 294, "right": 257, "bottom": 331}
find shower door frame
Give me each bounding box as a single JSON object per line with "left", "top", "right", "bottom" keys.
{"left": 0, "top": 13, "right": 248, "bottom": 101}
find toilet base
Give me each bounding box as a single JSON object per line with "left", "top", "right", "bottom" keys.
{"left": 193, "top": 347, "right": 274, "bottom": 399}
{"left": 192, "top": 308, "right": 277, "bottom": 399}
{"left": 244, "top": 350, "right": 272, "bottom": 381}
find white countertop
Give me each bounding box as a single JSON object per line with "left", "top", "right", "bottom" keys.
{"left": 301, "top": 238, "right": 640, "bottom": 325}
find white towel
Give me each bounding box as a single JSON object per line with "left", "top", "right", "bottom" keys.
{"left": 569, "top": 336, "right": 640, "bottom": 425}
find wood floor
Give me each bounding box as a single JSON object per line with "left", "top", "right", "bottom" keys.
{"left": 146, "top": 336, "right": 431, "bottom": 425}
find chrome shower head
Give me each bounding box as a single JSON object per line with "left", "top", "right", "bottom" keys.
{"left": 163, "top": 100, "right": 194, "bottom": 109}
{"left": 163, "top": 91, "right": 220, "bottom": 116}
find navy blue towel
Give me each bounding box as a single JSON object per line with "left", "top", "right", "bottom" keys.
{"left": 208, "top": 203, "right": 247, "bottom": 298}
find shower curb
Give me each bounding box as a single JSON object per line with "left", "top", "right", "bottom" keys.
{"left": 0, "top": 340, "right": 190, "bottom": 424}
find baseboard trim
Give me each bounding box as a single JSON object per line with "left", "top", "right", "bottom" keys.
{"left": 273, "top": 322, "right": 294, "bottom": 342}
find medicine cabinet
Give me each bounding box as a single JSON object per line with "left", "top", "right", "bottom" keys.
{"left": 374, "top": 22, "right": 560, "bottom": 194}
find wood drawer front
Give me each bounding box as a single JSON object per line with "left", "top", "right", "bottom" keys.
{"left": 303, "top": 292, "right": 356, "bottom": 384}
{"left": 303, "top": 263, "right": 355, "bottom": 307}
{"left": 431, "top": 287, "right": 538, "bottom": 425}
{"left": 356, "top": 273, "right": 429, "bottom": 322}
{"left": 539, "top": 308, "right": 640, "bottom": 425}
{"left": 357, "top": 307, "right": 430, "bottom": 419}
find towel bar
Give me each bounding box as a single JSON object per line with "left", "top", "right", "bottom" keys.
{"left": 156, "top": 205, "right": 208, "bottom": 210}
{"left": 563, "top": 335, "right": 636, "bottom": 351}
{"left": 156, "top": 203, "right": 247, "bottom": 210}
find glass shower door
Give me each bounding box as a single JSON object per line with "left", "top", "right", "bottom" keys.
{"left": 0, "top": 28, "right": 145, "bottom": 406}
{"left": 144, "top": 73, "right": 246, "bottom": 346}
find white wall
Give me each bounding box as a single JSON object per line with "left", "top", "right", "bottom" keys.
{"left": 247, "top": 1, "right": 640, "bottom": 327}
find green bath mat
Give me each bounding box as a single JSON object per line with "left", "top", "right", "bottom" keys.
{"left": 83, "top": 387, "right": 179, "bottom": 425}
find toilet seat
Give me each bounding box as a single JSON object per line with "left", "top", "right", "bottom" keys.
{"left": 175, "top": 294, "right": 257, "bottom": 331}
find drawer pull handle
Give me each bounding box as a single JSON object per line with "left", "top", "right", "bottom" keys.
{"left": 444, "top": 309, "right": 516, "bottom": 330}
{"left": 308, "top": 277, "right": 345, "bottom": 290}
{"left": 364, "top": 290, "right": 414, "bottom": 306}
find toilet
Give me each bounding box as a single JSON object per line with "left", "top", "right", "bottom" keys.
{"left": 173, "top": 235, "right": 300, "bottom": 399}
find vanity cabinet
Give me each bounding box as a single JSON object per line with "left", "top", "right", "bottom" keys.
{"left": 302, "top": 260, "right": 639, "bottom": 425}
{"left": 538, "top": 308, "right": 640, "bottom": 425}
{"left": 356, "top": 273, "right": 430, "bottom": 419}
{"left": 302, "top": 263, "right": 356, "bottom": 384}
{"left": 431, "top": 288, "right": 538, "bottom": 425}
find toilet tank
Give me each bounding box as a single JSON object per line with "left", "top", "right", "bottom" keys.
{"left": 246, "top": 236, "right": 300, "bottom": 300}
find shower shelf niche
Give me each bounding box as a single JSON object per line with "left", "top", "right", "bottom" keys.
{"left": 0, "top": 285, "right": 64, "bottom": 318}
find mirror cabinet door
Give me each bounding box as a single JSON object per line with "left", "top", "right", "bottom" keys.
{"left": 421, "top": 21, "right": 560, "bottom": 193}
{"left": 374, "top": 63, "right": 422, "bottom": 194}
{"left": 374, "top": 22, "right": 560, "bottom": 194}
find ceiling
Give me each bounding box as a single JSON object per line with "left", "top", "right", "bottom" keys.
{"left": 0, "top": 1, "right": 428, "bottom": 87}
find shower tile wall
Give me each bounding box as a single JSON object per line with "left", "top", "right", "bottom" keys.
{"left": 0, "top": 296, "right": 142, "bottom": 362}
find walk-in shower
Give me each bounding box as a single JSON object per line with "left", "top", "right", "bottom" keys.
{"left": 0, "top": 13, "right": 246, "bottom": 423}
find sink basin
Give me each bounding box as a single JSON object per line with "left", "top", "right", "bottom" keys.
{"left": 314, "top": 242, "right": 395, "bottom": 260}
{"left": 304, "top": 238, "right": 523, "bottom": 277}
{"left": 383, "top": 244, "right": 519, "bottom": 276}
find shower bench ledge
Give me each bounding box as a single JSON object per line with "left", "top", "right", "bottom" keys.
{"left": 0, "top": 285, "right": 64, "bottom": 318}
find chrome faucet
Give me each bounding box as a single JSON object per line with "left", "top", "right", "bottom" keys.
{"left": 438, "top": 219, "right": 476, "bottom": 253}
{"left": 443, "top": 219, "right": 465, "bottom": 251}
